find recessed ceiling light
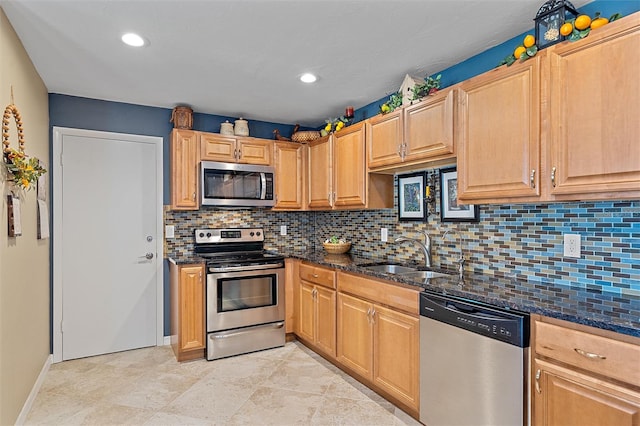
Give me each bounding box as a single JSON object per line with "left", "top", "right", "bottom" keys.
{"left": 300, "top": 73, "right": 317, "bottom": 83}
{"left": 121, "top": 32, "right": 146, "bottom": 47}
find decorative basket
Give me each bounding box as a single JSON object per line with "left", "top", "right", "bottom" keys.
{"left": 292, "top": 130, "right": 321, "bottom": 143}
{"left": 323, "top": 241, "right": 351, "bottom": 254}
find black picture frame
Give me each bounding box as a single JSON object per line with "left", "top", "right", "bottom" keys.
{"left": 397, "top": 172, "right": 427, "bottom": 222}
{"left": 439, "top": 167, "right": 479, "bottom": 222}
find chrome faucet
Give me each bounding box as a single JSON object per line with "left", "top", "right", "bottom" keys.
{"left": 395, "top": 231, "right": 432, "bottom": 268}
{"left": 443, "top": 229, "right": 465, "bottom": 279}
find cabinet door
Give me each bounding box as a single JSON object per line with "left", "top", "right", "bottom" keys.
{"left": 367, "top": 109, "right": 403, "bottom": 169}
{"left": 404, "top": 89, "right": 455, "bottom": 163}
{"left": 274, "top": 141, "right": 305, "bottom": 209}
{"left": 534, "top": 359, "right": 640, "bottom": 426}
{"left": 298, "top": 281, "right": 315, "bottom": 343}
{"left": 307, "top": 136, "right": 333, "bottom": 209}
{"left": 178, "top": 265, "right": 205, "bottom": 353}
{"left": 315, "top": 286, "right": 336, "bottom": 358}
{"left": 200, "top": 132, "right": 237, "bottom": 162}
{"left": 372, "top": 304, "right": 420, "bottom": 410}
{"left": 548, "top": 17, "right": 640, "bottom": 198}
{"left": 237, "top": 138, "right": 272, "bottom": 165}
{"left": 170, "top": 129, "right": 199, "bottom": 210}
{"left": 457, "top": 57, "right": 541, "bottom": 202}
{"left": 334, "top": 122, "right": 366, "bottom": 208}
{"left": 337, "top": 293, "right": 373, "bottom": 379}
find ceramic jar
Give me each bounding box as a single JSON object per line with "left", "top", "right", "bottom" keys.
{"left": 234, "top": 118, "right": 249, "bottom": 136}
{"left": 220, "top": 120, "right": 234, "bottom": 136}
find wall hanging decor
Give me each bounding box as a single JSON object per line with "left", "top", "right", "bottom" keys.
{"left": 439, "top": 167, "right": 479, "bottom": 222}
{"left": 2, "top": 90, "right": 47, "bottom": 191}
{"left": 398, "top": 171, "right": 427, "bottom": 222}
{"left": 170, "top": 105, "right": 193, "bottom": 129}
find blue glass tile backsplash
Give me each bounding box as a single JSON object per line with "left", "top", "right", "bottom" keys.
{"left": 166, "top": 198, "right": 639, "bottom": 297}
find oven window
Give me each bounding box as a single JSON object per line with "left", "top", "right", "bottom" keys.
{"left": 217, "top": 274, "right": 277, "bottom": 312}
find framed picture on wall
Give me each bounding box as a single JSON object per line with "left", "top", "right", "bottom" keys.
{"left": 398, "top": 172, "right": 427, "bottom": 221}
{"left": 440, "top": 167, "right": 479, "bottom": 222}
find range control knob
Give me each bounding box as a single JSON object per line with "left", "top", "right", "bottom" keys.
{"left": 256, "top": 231, "right": 261, "bottom": 236}
{"left": 206, "top": 232, "right": 212, "bottom": 238}
{"left": 199, "top": 232, "right": 205, "bottom": 238}
{"left": 250, "top": 232, "right": 255, "bottom": 237}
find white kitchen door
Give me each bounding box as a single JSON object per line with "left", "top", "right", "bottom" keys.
{"left": 53, "top": 127, "right": 163, "bottom": 362}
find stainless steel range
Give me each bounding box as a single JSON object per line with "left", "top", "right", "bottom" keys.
{"left": 194, "top": 228, "right": 285, "bottom": 360}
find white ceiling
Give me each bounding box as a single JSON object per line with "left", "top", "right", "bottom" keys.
{"left": 2, "top": 0, "right": 591, "bottom": 127}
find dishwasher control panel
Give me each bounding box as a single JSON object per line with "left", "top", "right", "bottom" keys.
{"left": 420, "top": 291, "right": 529, "bottom": 347}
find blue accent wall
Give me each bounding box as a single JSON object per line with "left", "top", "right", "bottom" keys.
{"left": 352, "top": 0, "right": 640, "bottom": 123}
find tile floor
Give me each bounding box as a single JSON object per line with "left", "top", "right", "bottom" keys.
{"left": 25, "top": 341, "right": 422, "bottom": 425}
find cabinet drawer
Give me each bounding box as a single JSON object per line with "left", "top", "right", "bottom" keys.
{"left": 299, "top": 263, "right": 336, "bottom": 289}
{"left": 337, "top": 272, "right": 419, "bottom": 316}
{"left": 535, "top": 321, "right": 640, "bottom": 386}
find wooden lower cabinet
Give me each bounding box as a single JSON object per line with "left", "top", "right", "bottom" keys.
{"left": 298, "top": 281, "right": 336, "bottom": 358}
{"left": 532, "top": 316, "right": 640, "bottom": 426}
{"left": 337, "top": 292, "right": 420, "bottom": 413}
{"left": 533, "top": 359, "right": 640, "bottom": 426}
{"left": 169, "top": 261, "right": 205, "bottom": 362}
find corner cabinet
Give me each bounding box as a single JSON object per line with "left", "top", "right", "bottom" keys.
{"left": 457, "top": 55, "right": 542, "bottom": 203}
{"left": 337, "top": 272, "right": 420, "bottom": 414}
{"left": 367, "top": 88, "right": 456, "bottom": 172}
{"left": 169, "top": 261, "right": 206, "bottom": 362}
{"left": 307, "top": 122, "right": 393, "bottom": 210}
{"left": 200, "top": 132, "right": 272, "bottom": 165}
{"left": 532, "top": 316, "right": 640, "bottom": 426}
{"left": 273, "top": 141, "right": 305, "bottom": 210}
{"left": 170, "top": 129, "right": 199, "bottom": 210}
{"left": 547, "top": 14, "right": 640, "bottom": 200}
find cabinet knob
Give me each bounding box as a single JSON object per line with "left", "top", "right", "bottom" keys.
{"left": 530, "top": 169, "right": 536, "bottom": 188}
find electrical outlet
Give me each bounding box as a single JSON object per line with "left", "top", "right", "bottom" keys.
{"left": 563, "top": 234, "right": 581, "bottom": 258}
{"left": 280, "top": 225, "right": 287, "bottom": 236}
{"left": 381, "top": 228, "right": 388, "bottom": 242}
{"left": 165, "top": 225, "right": 175, "bottom": 239}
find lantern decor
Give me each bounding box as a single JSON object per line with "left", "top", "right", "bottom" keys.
{"left": 534, "top": 0, "right": 578, "bottom": 49}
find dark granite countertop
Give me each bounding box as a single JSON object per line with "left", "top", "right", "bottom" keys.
{"left": 168, "top": 250, "right": 640, "bottom": 338}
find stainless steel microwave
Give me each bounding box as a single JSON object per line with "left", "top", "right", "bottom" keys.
{"left": 200, "top": 161, "right": 275, "bottom": 207}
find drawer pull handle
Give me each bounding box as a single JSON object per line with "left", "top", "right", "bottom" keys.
{"left": 312, "top": 274, "right": 319, "bottom": 278}
{"left": 535, "top": 369, "right": 541, "bottom": 394}
{"left": 574, "top": 348, "right": 606, "bottom": 360}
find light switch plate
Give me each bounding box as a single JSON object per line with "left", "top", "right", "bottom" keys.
{"left": 381, "top": 228, "right": 388, "bottom": 242}
{"left": 563, "top": 234, "right": 581, "bottom": 258}
{"left": 165, "top": 225, "right": 175, "bottom": 239}
{"left": 280, "top": 225, "right": 287, "bottom": 236}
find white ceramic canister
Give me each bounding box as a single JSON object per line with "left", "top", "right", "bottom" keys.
{"left": 220, "top": 120, "right": 234, "bottom": 135}
{"left": 234, "top": 117, "right": 249, "bottom": 136}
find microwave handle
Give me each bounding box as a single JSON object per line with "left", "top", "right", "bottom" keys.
{"left": 261, "top": 173, "right": 267, "bottom": 200}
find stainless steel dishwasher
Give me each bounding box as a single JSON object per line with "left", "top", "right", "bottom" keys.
{"left": 419, "top": 291, "right": 529, "bottom": 426}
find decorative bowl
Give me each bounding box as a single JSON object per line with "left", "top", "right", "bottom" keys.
{"left": 323, "top": 241, "right": 351, "bottom": 254}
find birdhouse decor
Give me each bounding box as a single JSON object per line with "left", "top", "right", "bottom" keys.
{"left": 399, "top": 74, "right": 423, "bottom": 106}
{"left": 534, "top": 0, "right": 578, "bottom": 49}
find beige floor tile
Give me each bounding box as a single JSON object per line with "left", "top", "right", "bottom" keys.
{"left": 260, "top": 358, "right": 337, "bottom": 395}
{"left": 143, "top": 411, "right": 212, "bottom": 425}
{"left": 106, "top": 370, "right": 199, "bottom": 410}
{"left": 227, "top": 386, "right": 324, "bottom": 425}
{"left": 311, "top": 395, "right": 398, "bottom": 426}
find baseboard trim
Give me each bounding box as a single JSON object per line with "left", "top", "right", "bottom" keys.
{"left": 15, "top": 354, "right": 52, "bottom": 425}
{"left": 163, "top": 335, "right": 171, "bottom": 346}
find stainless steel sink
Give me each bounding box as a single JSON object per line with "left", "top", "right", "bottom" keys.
{"left": 400, "top": 270, "right": 452, "bottom": 280}
{"left": 361, "top": 264, "right": 417, "bottom": 274}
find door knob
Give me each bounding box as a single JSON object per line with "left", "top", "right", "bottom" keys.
{"left": 139, "top": 252, "right": 154, "bottom": 260}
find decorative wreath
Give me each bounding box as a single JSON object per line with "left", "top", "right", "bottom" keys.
{"left": 2, "top": 103, "right": 46, "bottom": 191}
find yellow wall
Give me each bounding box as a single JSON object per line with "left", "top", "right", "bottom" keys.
{"left": 0, "top": 7, "right": 50, "bottom": 425}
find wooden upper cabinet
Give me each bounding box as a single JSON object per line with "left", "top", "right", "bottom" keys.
{"left": 307, "top": 135, "right": 333, "bottom": 209}
{"left": 403, "top": 89, "right": 455, "bottom": 163}
{"left": 273, "top": 141, "right": 305, "bottom": 210}
{"left": 547, "top": 14, "right": 640, "bottom": 200}
{"left": 366, "top": 89, "right": 456, "bottom": 172}
{"left": 170, "top": 129, "right": 199, "bottom": 210}
{"left": 457, "top": 55, "right": 542, "bottom": 203}
{"left": 367, "top": 109, "right": 403, "bottom": 169}
{"left": 200, "top": 132, "right": 272, "bottom": 165}
{"left": 333, "top": 121, "right": 366, "bottom": 208}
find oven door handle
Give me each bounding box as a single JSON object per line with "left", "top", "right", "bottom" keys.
{"left": 208, "top": 263, "right": 284, "bottom": 273}
{"left": 211, "top": 322, "right": 285, "bottom": 340}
